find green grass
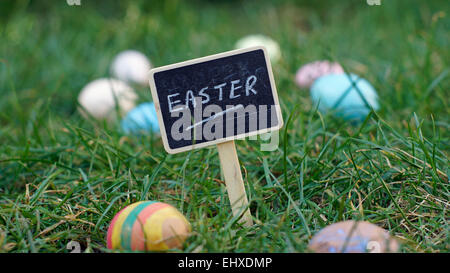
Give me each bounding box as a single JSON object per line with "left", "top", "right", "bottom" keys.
{"left": 0, "top": 0, "right": 448, "bottom": 253}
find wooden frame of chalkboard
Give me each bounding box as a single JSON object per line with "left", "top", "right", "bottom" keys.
{"left": 149, "top": 46, "right": 283, "bottom": 154}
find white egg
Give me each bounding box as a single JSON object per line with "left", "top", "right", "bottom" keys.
{"left": 235, "top": 35, "right": 281, "bottom": 63}
{"left": 110, "top": 50, "right": 152, "bottom": 86}
{"left": 77, "top": 78, "right": 138, "bottom": 121}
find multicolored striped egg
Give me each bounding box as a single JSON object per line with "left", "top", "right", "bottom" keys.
{"left": 107, "top": 201, "right": 191, "bottom": 251}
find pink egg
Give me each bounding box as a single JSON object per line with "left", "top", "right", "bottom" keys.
{"left": 308, "top": 220, "right": 399, "bottom": 253}
{"left": 295, "top": 60, "right": 344, "bottom": 88}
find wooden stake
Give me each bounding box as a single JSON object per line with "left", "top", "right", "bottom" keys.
{"left": 217, "top": 140, "right": 253, "bottom": 227}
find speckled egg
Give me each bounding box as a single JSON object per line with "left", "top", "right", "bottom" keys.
{"left": 308, "top": 220, "right": 399, "bottom": 253}
{"left": 235, "top": 34, "right": 281, "bottom": 63}
{"left": 295, "top": 60, "right": 344, "bottom": 88}
{"left": 310, "top": 73, "right": 379, "bottom": 121}
{"left": 78, "top": 78, "right": 137, "bottom": 121}
{"left": 107, "top": 201, "right": 191, "bottom": 251}
{"left": 121, "top": 102, "right": 160, "bottom": 135}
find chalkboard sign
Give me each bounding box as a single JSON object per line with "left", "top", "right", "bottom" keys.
{"left": 149, "top": 46, "right": 283, "bottom": 154}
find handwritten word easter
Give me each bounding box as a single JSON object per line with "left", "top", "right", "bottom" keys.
{"left": 366, "top": 0, "right": 381, "bottom": 6}
{"left": 167, "top": 75, "right": 258, "bottom": 113}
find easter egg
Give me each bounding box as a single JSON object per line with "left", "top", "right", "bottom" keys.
{"left": 121, "top": 102, "right": 160, "bottom": 135}
{"left": 310, "top": 73, "right": 379, "bottom": 121}
{"left": 295, "top": 60, "right": 344, "bottom": 88}
{"left": 110, "top": 50, "right": 152, "bottom": 86}
{"left": 235, "top": 34, "right": 281, "bottom": 63}
{"left": 107, "top": 201, "right": 191, "bottom": 251}
{"left": 78, "top": 78, "right": 137, "bottom": 121}
{"left": 308, "top": 220, "right": 399, "bottom": 253}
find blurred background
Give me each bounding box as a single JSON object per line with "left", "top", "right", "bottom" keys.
{"left": 1, "top": 0, "right": 448, "bottom": 119}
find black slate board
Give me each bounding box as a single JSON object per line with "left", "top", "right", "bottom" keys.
{"left": 149, "top": 47, "right": 283, "bottom": 154}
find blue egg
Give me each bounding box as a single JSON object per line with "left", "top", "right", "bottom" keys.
{"left": 121, "top": 102, "right": 160, "bottom": 135}
{"left": 310, "top": 73, "right": 379, "bottom": 121}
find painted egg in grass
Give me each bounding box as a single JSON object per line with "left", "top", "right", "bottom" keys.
{"left": 78, "top": 78, "right": 137, "bottom": 121}
{"left": 121, "top": 102, "right": 160, "bottom": 135}
{"left": 310, "top": 73, "right": 379, "bottom": 121}
{"left": 295, "top": 60, "right": 344, "bottom": 88}
{"left": 235, "top": 34, "right": 281, "bottom": 63}
{"left": 308, "top": 220, "right": 399, "bottom": 253}
{"left": 107, "top": 201, "right": 191, "bottom": 251}
{"left": 111, "top": 50, "right": 152, "bottom": 86}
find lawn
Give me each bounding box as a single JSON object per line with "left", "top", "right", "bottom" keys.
{"left": 0, "top": 0, "right": 448, "bottom": 253}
